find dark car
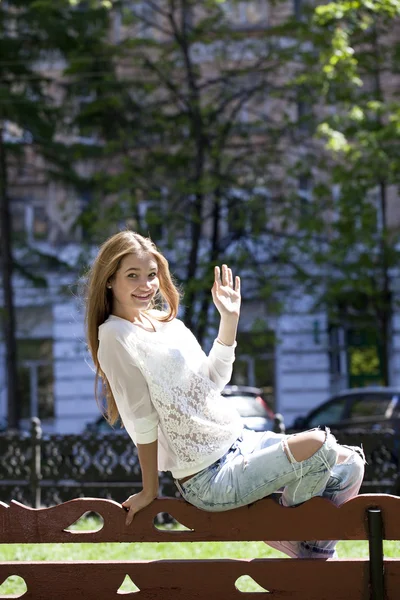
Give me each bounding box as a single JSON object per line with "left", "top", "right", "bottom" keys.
{"left": 84, "top": 385, "right": 275, "bottom": 434}
{"left": 289, "top": 387, "right": 400, "bottom": 433}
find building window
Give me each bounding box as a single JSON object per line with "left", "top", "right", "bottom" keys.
{"left": 31, "top": 205, "right": 49, "bottom": 240}
{"left": 293, "top": 0, "right": 302, "bottom": 20}
{"left": 346, "top": 328, "right": 384, "bottom": 388}
{"left": 17, "top": 339, "right": 54, "bottom": 421}
{"left": 10, "top": 199, "right": 50, "bottom": 243}
{"left": 329, "top": 323, "right": 385, "bottom": 390}
{"left": 10, "top": 201, "right": 26, "bottom": 237}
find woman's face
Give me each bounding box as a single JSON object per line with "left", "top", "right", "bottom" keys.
{"left": 109, "top": 252, "right": 160, "bottom": 321}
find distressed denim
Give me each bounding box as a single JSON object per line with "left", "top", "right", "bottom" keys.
{"left": 175, "top": 427, "right": 365, "bottom": 558}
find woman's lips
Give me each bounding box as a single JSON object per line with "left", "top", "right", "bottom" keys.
{"left": 132, "top": 293, "right": 152, "bottom": 301}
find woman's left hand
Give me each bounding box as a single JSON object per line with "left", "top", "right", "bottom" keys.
{"left": 211, "top": 264, "right": 241, "bottom": 318}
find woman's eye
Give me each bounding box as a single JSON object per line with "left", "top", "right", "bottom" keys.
{"left": 128, "top": 273, "right": 137, "bottom": 278}
{"left": 149, "top": 273, "right": 157, "bottom": 278}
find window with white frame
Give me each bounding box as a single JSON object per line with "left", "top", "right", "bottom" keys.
{"left": 15, "top": 307, "right": 54, "bottom": 422}
{"left": 10, "top": 198, "right": 50, "bottom": 243}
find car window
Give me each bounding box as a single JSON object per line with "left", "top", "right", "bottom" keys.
{"left": 307, "top": 398, "right": 347, "bottom": 428}
{"left": 349, "top": 394, "right": 394, "bottom": 419}
{"left": 229, "top": 396, "right": 269, "bottom": 418}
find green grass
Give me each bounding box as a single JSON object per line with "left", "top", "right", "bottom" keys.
{"left": 1, "top": 516, "right": 400, "bottom": 595}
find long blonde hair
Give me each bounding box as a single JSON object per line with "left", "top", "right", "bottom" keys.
{"left": 84, "top": 230, "right": 181, "bottom": 426}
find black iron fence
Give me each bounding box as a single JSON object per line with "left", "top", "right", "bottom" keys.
{"left": 0, "top": 418, "right": 398, "bottom": 508}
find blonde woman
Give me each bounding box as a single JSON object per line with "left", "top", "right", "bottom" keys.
{"left": 85, "top": 230, "right": 365, "bottom": 559}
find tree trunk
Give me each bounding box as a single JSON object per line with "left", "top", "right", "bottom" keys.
{"left": 183, "top": 188, "right": 204, "bottom": 333}
{"left": 0, "top": 123, "right": 19, "bottom": 429}
{"left": 372, "top": 25, "right": 390, "bottom": 386}
{"left": 196, "top": 187, "right": 222, "bottom": 346}
{"left": 378, "top": 179, "right": 390, "bottom": 386}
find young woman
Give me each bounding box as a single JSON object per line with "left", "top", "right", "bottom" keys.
{"left": 85, "top": 230, "right": 365, "bottom": 559}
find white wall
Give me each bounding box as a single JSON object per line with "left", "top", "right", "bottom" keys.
{"left": 275, "top": 312, "right": 331, "bottom": 428}
{"left": 52, "top": 301, "right": 98, "bottom": 433}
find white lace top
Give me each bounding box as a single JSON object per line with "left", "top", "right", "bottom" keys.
{"left": 97, "top": 313, "right": 243, "bottom": 479}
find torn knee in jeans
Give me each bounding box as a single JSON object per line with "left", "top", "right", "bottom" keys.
{"left": 283, "top": 429, "right": 327, "bottom": 463}
{"left": 337, "top": 444, "right": 366, "bottom": 465}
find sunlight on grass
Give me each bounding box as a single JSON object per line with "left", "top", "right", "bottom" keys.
{"left": 1, "top": 516, "right": 400, "bottom": 595}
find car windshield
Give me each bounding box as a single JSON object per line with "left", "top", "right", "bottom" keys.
{"left": 229, "top": 396, "right": 269, "bottom": 418}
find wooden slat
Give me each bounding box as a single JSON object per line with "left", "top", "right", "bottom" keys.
{"left": 1, "top": 494, "right": 400, "bottom": 543}
{"left": 0, "top": 559, "right": 382, "bottom": 600}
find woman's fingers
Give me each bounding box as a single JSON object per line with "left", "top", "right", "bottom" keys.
{"left": 235, "top": 275, "right": 240, "bottom": 293}
{"left": 222, "top": 265, "right": 230, "bottom": 286}
{"left": 214, "top": 265, "right": 220, "bottom": 286}
{"left": 214, "top": 265, "right": 240, "bottom": 294}
{"left": 228, "top": 267, "right": 233, "bottom": 287}
{"left": 215, "top": 264, "right": 235, "bottom": 288}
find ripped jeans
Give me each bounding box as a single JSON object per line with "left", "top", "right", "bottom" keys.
{"left": 174, "top": 427, "right": 365, "bottom": 558}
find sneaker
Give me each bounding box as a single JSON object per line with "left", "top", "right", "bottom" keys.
{"left": 265, "top": 541, "right": 338, "bottom": 559}
{"left": 264, "top": 540, "right": 300, "bottom": 558}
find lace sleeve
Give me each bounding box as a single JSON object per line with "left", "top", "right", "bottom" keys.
{"left": 175, "top": 319, "right": 236, "bottom": 391}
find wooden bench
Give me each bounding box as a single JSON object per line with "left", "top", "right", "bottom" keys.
{"left": 1, "top": 493, "right": 399, "bottom": 599}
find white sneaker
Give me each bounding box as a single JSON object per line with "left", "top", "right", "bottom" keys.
{"left": 264, "top": 540, "right": 300, "bottom": 558}
{"left": 265, "top": 541, "right": 338, "bottom": 559}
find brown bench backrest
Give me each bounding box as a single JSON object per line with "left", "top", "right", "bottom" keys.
{"left": 1, "top": 493, "right": 399, "bottom": 599}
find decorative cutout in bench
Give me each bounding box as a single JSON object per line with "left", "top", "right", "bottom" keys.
{"left": 0, "top": 575, "right": 27, "bottom": 599}
{"left": 235, "top": 575, "right": 270, "bottom": 593}
{"left": 63, "top": 511, "right": 104, "bottom": 533}
{"left": 153, "top": 512, "right": 194, "bottom": 531}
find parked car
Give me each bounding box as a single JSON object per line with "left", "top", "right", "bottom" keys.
{"left": 222, "top": 385, "right": 275, "bottom": 432}
{"left": 84, "top": 385, "right": 275, "bottom": 434}
{"left": 289, "top": 387, "right": 400, "bottom": 433}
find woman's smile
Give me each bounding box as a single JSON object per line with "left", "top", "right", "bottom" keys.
{"left": 132, "top": 292, "right": 153, "bottom": 301}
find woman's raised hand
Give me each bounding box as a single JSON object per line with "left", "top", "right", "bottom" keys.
{"left": 211, "top": 264, "right": 241, "bottom": 319}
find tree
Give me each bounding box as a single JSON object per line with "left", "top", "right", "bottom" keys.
{"left": 68, "top": 0, "right": 304, "bottom": 344}
{"left": 280, "top": 0, "right": 400, "bottom": 385}
{"left": 0, "top": 0, "right": 112, "bottom": 428}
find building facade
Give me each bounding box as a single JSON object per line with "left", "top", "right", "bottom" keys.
{"left": 1, "top": 0, "right": 400, "bottom": 432}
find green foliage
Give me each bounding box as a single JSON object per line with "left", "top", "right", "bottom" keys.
{"left": 1, "top": 0, "right": 112, "bottom": 267}
{"left": 280, "top": 0, "right": 400, "bottom": 377}
{"left": 66, "top": 0, "right": 300, "bottom": 338}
